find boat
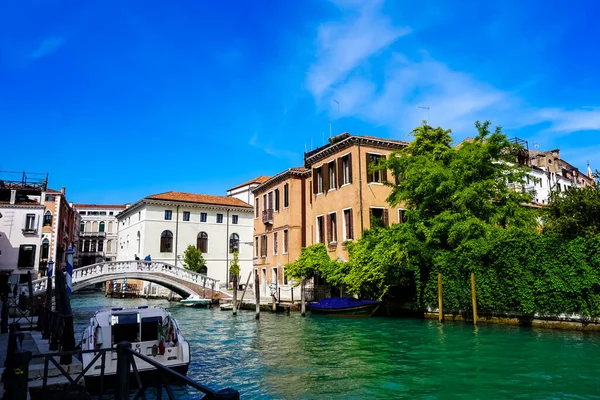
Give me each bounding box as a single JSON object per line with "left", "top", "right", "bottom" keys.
{"left": 80, "top": 306, "right": 190, "bottom": 392}
{"left": 309, "top": 297, "right": 380, "bottom": 316}
{"left": 180, "top": 295, "right": 212, "bottom": 307}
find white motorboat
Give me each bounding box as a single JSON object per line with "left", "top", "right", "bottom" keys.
{"left": 80, "top": 306, "right": 190, "bottom": 392}
{"left": 180, "top": 295, "right": 211, "bottom": 308}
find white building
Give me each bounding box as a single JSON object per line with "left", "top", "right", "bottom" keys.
{"left": 116, "top": 191, "right": 253, "bottom": 290}
{"left": 74, "top": 204, "right": 127, "bottom": 267}
{"left": 226, "top": 176, "right": 271, "bottom": 205}
{"left": 0, "top": 176, "right": 46, "bottom": 287}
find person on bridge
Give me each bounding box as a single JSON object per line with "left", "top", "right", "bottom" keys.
{"left": 135, "top": 255, "right": 142, "bottom": 270}
{"left": 144, "top": 255, "right": 151, "bottom": 270}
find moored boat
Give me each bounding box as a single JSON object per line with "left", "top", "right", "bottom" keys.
{"left": 309, "top": 297, "right": 380, "bottom": 316}
{"left": 180, "top": 295, "right": 212, "bottom": 308}
{"left": 80, "top": 306, "right": 190, "bottom": 392}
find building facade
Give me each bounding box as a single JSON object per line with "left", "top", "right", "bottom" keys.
{"left": 252, "top": 133, "right": 409, "bottom": 299}
{"left": 74, "top": 204, "right": 127, "bottom": 267}
{"left": 0, "top": 172, "right": 47, "bottom": 287}
{"left": 40, "top": 187, "right": 79, "bottom": 275}
{"left": 227, "top": 176, "right": 270, "bottom": 205}
{"left": 116, "top": 191, "right": 254, "bottom": 289}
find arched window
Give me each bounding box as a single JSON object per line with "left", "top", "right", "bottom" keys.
{"left": 92, "top": 221, "right": 98, "bottom": 232}
{"left": 99, "top": 221, "right": 105, "bottom": 232}
{"left": 85, "top": 221, "right": 91, "bottom": 232}
{"left": 229, "top": 233, "right": 239, "bottom": 254}
{"left": 41, "top": 239, "right": 49, "bottom": 259}
{"left": 197, "top": 232, "right": 208, "bottom": 254}
{"left": 108, "top": 221, "right": 113, "bottom": 233}
{"left": 80, "top": 222, "right": 84, "bottom": 233}
{"left": 43, "top": 211, "right": 52, "bottom": 227}
{"left": 137, "top": 231, "right": 141, "bottom": 253}
{"left": 160, "top": 231, "right": 173, "bottom": 253}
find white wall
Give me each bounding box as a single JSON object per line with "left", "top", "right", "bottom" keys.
{"left": 117, "top": 202, "right": 253, "bottom": 288}
{"left": 0, "top": 205, "right": 44, "bottom": 283}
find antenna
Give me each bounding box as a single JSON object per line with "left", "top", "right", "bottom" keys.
{"left": 417, "top": 106, "right": 430, "bottom": 123}
{"left": 534, "top": 143, "right": 539, "bottom": 150}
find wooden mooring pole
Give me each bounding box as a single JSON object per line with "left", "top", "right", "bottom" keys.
{"left": 471, "top": 272, "right": 478, "bottom": 326}
{"left": 438, "top": 273, "right": 443, "bottom": 322}
{"left": 235, "top": 272, "right": 252, "bottom": 314}
{"left": 300, "top": 277, "right": 306, "bottom": 317}
{"left": 254, "top": 272, "right": 260, "bottom": 320}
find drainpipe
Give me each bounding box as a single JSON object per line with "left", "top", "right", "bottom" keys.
{"left": 226, "top": 209, "right": 230, "bottom": 288}
{"left": 357, "top": 140, "right": 364, "bottom": 233}
{"left": 174, "top": 205, "right": 180, "bottom": 268}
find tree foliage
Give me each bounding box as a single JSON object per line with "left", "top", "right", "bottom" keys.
{"left": 183, "top": 245, "right": 206, "bottom": 273}
{"left": 229, "top": 251, "right": 240, "bottom": 283}
{"left": 284, "top": 244, "right": 346, "bottom": 286}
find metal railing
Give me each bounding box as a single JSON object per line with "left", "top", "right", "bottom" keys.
{"left": 80, "top": 231, "right": 107, "bottom": 237}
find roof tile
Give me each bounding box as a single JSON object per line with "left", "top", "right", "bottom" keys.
{"left": 145, "top": 191, "right": 252, "bottom": 208}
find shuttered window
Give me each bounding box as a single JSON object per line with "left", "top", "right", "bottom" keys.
{"left": 366, "top": 153, "right": 387, "bottom": 183}
{"left": 160, "top": 231, "right": 173, "bottom": 252}
{"left": 283, "top": 184, "right": 289, "bottom": 208}
{"left": 197, "top": 232, "right": 208, "bottom": 253}
{"left": 274, "top": 189, "right": 280, "bottom": 212}
{"left": 343, "top": 209, "right": 354, "bottom": 240}
{"left": 327, "top": 213, "right": 337, "bottom": 243}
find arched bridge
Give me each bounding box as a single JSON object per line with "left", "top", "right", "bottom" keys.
{"left": 28, "top": 261, "right": 223, "bottom": 299}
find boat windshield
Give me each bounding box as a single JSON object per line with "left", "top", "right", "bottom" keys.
{"left": 112, "top": 313, "right": 140, "bottom": 343}
{"left": 141, "top": 316, "right": 162, "bottom": 341}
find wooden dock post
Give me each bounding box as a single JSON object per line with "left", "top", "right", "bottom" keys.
{"left": 300, "top": 277, "right": 306, "bottom": 316}
{"left": 236, "top": 272, "right": 252, "bottom": 314}
{"left": 438, "top": 273, "right": 443, "bottom": 322}
{"left": 254, "top": 272, "right": 260, "bottom": 320}
{"left": 471, "top": 272, "right": 478, "bottom": 325}
{"left": 232, "top": 276, "right": 238, "bottom": 316}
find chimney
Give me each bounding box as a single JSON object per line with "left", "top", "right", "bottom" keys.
{"left": 61, "top": 187, "right": 66, "bottom": 195}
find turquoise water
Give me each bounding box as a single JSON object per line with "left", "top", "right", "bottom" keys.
{"left": 71, "top": 294, "right": 600, "bottom": 399}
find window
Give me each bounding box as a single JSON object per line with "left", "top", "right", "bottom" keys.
{"left": 314, "top": 167, "right": 324, "bottom": 194}
{"left": 24, "top": 214, "right": 36, "bottom": 231}
{"left": 79, "top": 211, "right": 86, "bottom": 215}
{"left": 343, "top": 209, "right": 354, "bottom": 240}
{"left": 327, "top": 212, "right": 337, "bottom": 243}
{"left": 255, "top": 237, "right": 259, "bottom": 257}
{"left": 90, "top": 240, "right": 97, "bottom": 252}
{"left": 84, "top": 240, "right": 90, "bottom": 252}
{"left": 183, "top": 211, "right": 190, "bottom": 221}
{"left": 366, "top": 153, "right": 386, "bottom": 183}
{"left": 283, "top": 184, "right": 289, "bottom": 208}
{"left": 107, "top": 240, "right": 112, "bottom": 253}
{"left": 230, "top": 233, "right": 239, "bottom": 253}
{"left": 45, "top": 195, "right": 55, "bottom": 202}
{"left": 79, "top": 241, "right": 84, "bottom": 253}
{"left": 98, "top": 240, "right": 104, "bottom": 252}
{"left": 340, "top": 154, "right": 352, "bottom": 185}
{"left": 216, "top": 214, "right": 223, "bottom": 223}
{"left": 370, "top": 208, "right": 388, "bottom": 228}
{"left": 160, "top": 230, "right": 173, "bottom": 252}
{"left": 197, "top": 232, "right": 208, "bottom": 253}
{"left": 260, "top": 235, "right": 267, "bottom": 257}
{"left": 18, "top": 245, "right": 36, "bottom": 269}
{"left": 255, "top": 198, "right": 259, "bottom": 218}
{"left": 108, "top": 221, "right": 113, "bottom": 233}
{"left": 109, "top": 211, "right": 114, "bottom": 216}
{"left": 263, "top": 194, "right": 267, "bottom": 212}
{"left": 316, "top": 216, "right": 325, "bottom": 244}
{"left": 43, "top": 211, "right": 52, "bottom": 227}
{"left": 232, "top": 215, "right": 239, "bottom": 224}
{"left": 398, "top": 209, "right": 406, "bottom": 224}
{"left": 200, "top": 212, "right": 207, "bottom": 222}
{"left": 80, "top": 222, "right": 84, "bottom": 232}
{"left": 275, "top": 189, "right": 280, "bottom": 212}
{"left": 137, "top": 231, "right": 141, "bottom": 253}
{"left": 92, "top": 221, "right": 98, "bottom": 232}
{"left": 164, "top": 210, "right": 172, "bottom": 220}
{"left": 268, "top": 192, "right": 273, "bottom": 211}
{"left": 328, "top": 160, "right": 336, "bottom": 189}
{"left": 99, "top": 221, "right": 105, "bottom": 232}
{"left": 41, "top": 239, "right": 49, "bottom": 259}
{"left": 283, "top": 229, "right": 289, "bottom": 254}
{"left": 99, "top": 211, "right": 107, "bottom": 216}
{"left": 273, "top": 232, "right": 278, "bottom": 255}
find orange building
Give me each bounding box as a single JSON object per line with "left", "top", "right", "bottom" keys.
{"left": 252, "top": 133, "right": 408, "bottom": 300}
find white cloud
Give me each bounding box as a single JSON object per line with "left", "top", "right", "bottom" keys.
{"left": 248, "top": 133, "right": 299, "bottom": 162}
{"left": 306, "top": 1, "right": 600, "bottom": 137}
{"left": 30, "top": 37, "right": 65, "bottom": 59}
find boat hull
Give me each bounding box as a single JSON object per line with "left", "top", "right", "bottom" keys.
{"left": 181, "top": 300, "right": 211, "bottom": 308}
{"left": 310, "top": 304, "right": 379, "bottom": 315}
{"left": 84, "top": 362, "right": 190, "bottom": 395}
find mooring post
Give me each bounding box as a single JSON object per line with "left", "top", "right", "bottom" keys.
{"left": 232, "top": 275, "right": 238, "bottom": 316}
{"left": 300, "top": 277, "right": 306, "bottom": 317}
{"left": 438, "top": 273, "right": 443, "bottom": 322}
{"left": 254, "top": 271, "right": 260, "bottom": 320}
{"left": 115, "top": 342, "right": 133, "bottom": 400}
{"left": 211, "top": 281, "right": 215, "bottom": 303}
{"left": 471, "top": 272, "right": 478, "bottom": 326}
{"left": 11, "top": 349, "right": 32, "bottom": 400}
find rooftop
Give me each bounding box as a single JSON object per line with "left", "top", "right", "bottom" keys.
{"left": 228, "top": 176, "right": 271, "bottom": 191}
{"left": 73, "top": 204, "right": 128, "bottom": 209}
{"left": 145, "top": 191, "right": 252, "bottom": 208}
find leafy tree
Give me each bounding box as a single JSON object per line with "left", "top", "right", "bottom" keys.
{"left": 544, "top": 172, "right": 600, "bottom": 238}
{"left": 284, "top": 244, "right": 345, "bottom": 284}
{"left": 183, "top": 245, "right": 206, "bottom": 274}
{"left": 229, "top": 251, "right": 240, "bottom": 282}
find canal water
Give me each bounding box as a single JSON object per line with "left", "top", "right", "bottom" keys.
{"left": 71, "top": 293, "right": 600, "bottom": 399}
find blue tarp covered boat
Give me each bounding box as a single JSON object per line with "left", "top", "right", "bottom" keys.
{"left": 309, "top": 297, "right": 380, "bottom": 316}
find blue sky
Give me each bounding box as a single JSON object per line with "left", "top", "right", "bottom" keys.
{"left": 2, "top": 0, "right": 600, "bottom": 204}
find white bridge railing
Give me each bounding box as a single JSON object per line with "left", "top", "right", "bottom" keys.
{"left": 26, "top": 260, "right": 220, "bottom": 295}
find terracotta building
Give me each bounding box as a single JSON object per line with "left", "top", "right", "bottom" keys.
{"left": 252, "top": 133, "right": 408, "bottom": 299}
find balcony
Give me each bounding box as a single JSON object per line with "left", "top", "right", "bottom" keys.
{"left": 80, "top": 251, "right": 105, "bottom": 256}
{"left": 80, "top": 231, "right": 107, "bottom": 238}
{"left": 262, "top": 208, "right": 273, "bottom": 225}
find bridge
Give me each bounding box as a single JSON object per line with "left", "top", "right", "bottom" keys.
{"left": 26, "top": 260, "right": 224, "bottom": 299}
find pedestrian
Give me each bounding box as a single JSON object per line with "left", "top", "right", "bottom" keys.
{"left": 144, "top": 255, "right": 151, "bottom": 270}
{"left": 135, "top": 254, "right": 142, "bottom": 270}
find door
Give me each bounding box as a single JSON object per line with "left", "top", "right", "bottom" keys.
{"left": 261, "top": 268, "right": 267, "bottom": 296}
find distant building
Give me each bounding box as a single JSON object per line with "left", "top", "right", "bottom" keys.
{"left": 226, "top": 176, "right": 271, "bottom": 205}
{"left": 116, "top": 191, "right": 253, "bottom": 289}
{"left": 252, "top": 133, "right": 409, "bottom": 299}
{"left": 73, "top": 204, "right": 127, "bottom": 266}
{"left": 0, "top": 171, "right": 47, "bottom": 287}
